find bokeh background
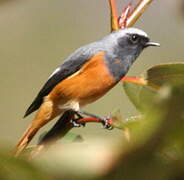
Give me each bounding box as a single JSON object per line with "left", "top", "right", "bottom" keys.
{"left": 0, "top": 0, "right": 183, "bottom": 146}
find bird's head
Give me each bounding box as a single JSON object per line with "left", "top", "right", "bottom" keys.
{"left": 109, "top": 27, "right": 160, "bottom": 62}
{"left": 102, "top": 28, "right": 160, "bottom": 81}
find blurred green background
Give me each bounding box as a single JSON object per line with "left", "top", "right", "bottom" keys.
{"left": 0, "top": 0, "right": 183, "bottom": 146}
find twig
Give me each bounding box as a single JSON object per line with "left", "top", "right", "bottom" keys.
{"left": 29, "top": 113, "right": 113, "bottom": 158}
{"left": 38, "top": 112, "right": 113, "bottom": 146}
{"left": 109, "top": 0, "right": 119, "bottom": 31}
{"left": 118, "top": 3, "right": 132, "bottom": 29}
{"left": 109, "top": 0, "right": 154, "bottom": 30}
{"left": 126, "top": 0, "right": 154, "bottom": 27}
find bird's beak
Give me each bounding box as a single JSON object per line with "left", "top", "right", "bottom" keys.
{"left": 145, "top": 41, "right": 160, "bottom": 47}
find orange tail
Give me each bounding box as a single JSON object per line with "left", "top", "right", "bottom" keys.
{"left": 13, "top": 97, "right": 62, "bottom": 157}
{"left": 13, "top": 125, "right": 39, "bottom": 157}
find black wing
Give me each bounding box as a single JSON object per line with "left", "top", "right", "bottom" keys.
{"left": 24, "top": 43, "right": 103, "bottom": 118}
{"left": 24, "top": 59, "right": 88, "bottom": 118}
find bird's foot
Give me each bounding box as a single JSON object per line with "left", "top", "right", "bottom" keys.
{"left": 101, "top": 116, "right": 113, "bottom": 130}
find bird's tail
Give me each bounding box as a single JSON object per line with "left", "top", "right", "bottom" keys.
{"left": 13, "top": 98, "right": 62, "bottom": 157}
{"left": 13, "top": 110, "right": 74, "bottom": 157}
{"left": 13, "top": 124, "right": 39, "bottom": 157}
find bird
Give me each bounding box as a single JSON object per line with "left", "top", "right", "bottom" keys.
{"left": 13, "top": 27, "right": 160, "bottom": 156}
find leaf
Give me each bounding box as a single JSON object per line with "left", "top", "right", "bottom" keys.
{"left": 104, "top": 85, "right": 184, "bottom": 180}
{"left": 122, "top": 63, "right": 184, "bottom": 112}
{"left": 123, "top": 77, "right": 157, "bottom": 112}
{"left": 0, "top": 151, "right": 51, "bottom": 180}
{"left": 147, "top": 63, "right": 184, "bottom": 87}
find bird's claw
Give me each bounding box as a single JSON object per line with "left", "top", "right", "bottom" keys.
{"left": 101, "top": 116, "right": 113, "bottom": 130}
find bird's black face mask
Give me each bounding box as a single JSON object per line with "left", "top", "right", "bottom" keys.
{"left": 117, "top": 33, "right": 159, "bottom": 60}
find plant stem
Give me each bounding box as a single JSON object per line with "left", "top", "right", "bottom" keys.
{"left": 126, "top": 0, "right": 154, "bottom": 27}
{"left": 109, "top": 0, "right": 119, "bottom": 31}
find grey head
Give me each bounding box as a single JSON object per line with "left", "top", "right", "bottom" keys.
{"left": 101, "top": 27, "right": 160, "bottom": 81}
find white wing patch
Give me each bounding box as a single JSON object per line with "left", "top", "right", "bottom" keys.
{"left": 48, "top": 67, "right": 61, "bottom": 79}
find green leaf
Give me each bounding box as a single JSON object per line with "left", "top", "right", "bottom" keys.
{"left": 123, "top": 63, "right": 184, "bottom": 112}
{"left": 0, "top": 151, "right": 51, "bottom": 180}
{"left": 104, "top": 85, "right": 184, "bottom": 180}
{"left": 123, "top": 79, "right": 157, "bottom": 112}
{"left": 147, "top": 63, "right": 184, "bottom": 87}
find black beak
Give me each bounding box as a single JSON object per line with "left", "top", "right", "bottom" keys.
{"left": 145, "top": 41, "right": 160, "bottom": 47}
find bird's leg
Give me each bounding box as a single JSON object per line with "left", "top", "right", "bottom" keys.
{"left": 70, "top": 111, "right": 85, "bottom": 127}
{"left": 75, "top": 112, "right": 83, "bottom": 119}
{"left": 76, "top": 110, "right": 113, "bottom": 130}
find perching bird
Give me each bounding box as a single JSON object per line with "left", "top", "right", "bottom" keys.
{"left": 14, "top": 28, "right": 160, "bottom": 156}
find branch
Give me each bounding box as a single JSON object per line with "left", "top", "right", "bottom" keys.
{"left": 39, "top": 115, "right": 113, "bottom": 146}
{"left": 109, "top": 0, "right": 119, "bottom": 31}
{"left": 109, "top": 0, "right": 154, "bottom": 30}
{"left": 118, "top": 3, "right": 132, "bottom": 29}
{"left": 126, "top": 0, "right": 154, "bottom": 27}
{"left": 121, "top": 76, "right": 147, "bottom": 85}
{"left": 29, "top": 114, "right": 113, "bottom": 158}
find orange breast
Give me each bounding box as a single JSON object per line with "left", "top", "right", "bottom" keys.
{"left": 49, "top": 51, "right": 117, "bottom": 107}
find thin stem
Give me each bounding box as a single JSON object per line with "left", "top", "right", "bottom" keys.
{"left": 126, "top": 0, "right": 154, "bottom": 27}
{"left": 118, "top": 3, "right": 132, "bottom": 29}
{"left": 109, "top": 0, "right": 119, "bottom": 31}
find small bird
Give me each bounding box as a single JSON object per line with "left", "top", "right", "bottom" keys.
{"left": 14, "top": 28, "right": 160, "bottom": 156}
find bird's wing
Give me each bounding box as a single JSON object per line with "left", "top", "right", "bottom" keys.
{"left": 24, "top": 44, "right": 104, "bottom": 117}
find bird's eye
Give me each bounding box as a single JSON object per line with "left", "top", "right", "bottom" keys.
{"left": 130, "top": 34, "right": 140, "bottom": 44}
